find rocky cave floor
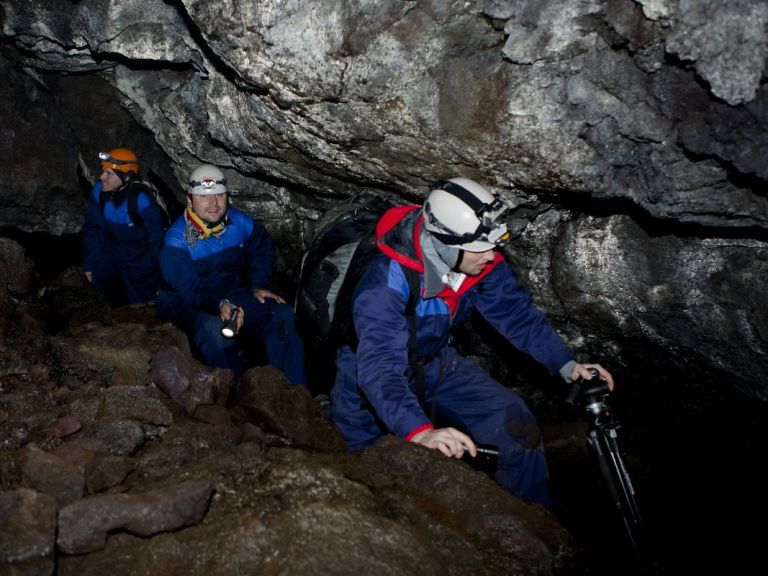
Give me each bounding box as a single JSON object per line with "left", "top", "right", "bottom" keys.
{"left": 1, "top": 261, "right": 765, "bottom": 575}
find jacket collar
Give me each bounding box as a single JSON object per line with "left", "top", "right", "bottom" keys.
{"left": 375, "top": 205, "right": 502, "bottom": 305}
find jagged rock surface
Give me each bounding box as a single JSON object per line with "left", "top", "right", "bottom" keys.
{"left": 0, "top": 271, "right": 582, "bottom": 575}
{"left": 1, "top": 0, "right": 766, "bottom": 403}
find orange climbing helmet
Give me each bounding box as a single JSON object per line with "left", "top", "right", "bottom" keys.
{"left": 98, "top": 148, "right": 139, "bottom": 174}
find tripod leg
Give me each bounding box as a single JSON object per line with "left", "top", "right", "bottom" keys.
{"left": 589, "top": 428, "right": 646, "bottom": 563}
{"left": 603, "top": 429, "right": 643, "bottom": 526}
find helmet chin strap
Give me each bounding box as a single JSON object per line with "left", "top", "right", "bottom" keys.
{"left": 115, "top": 170, "right": 136, "bottom": 190}
{"left": 453, "top": 249, "right": 464, "bottom": 272}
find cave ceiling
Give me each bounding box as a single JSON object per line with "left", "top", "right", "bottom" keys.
{"left": 1, "top": 0, "right": 767, "bottom": 399}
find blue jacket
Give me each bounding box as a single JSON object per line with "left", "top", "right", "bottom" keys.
{"left": 81, "top": 181, "right": 165, "bottom": 290}
{"left": 336, "top": 206, "right": 574, "bottom": 440}
{"left": 157, "top": 206, "right": 274, "bottom": 315}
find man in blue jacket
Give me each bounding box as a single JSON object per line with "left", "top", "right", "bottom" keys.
{"left": 81, "top": 148, "right": 165, "bottom": 305}
{"left": 330, "top": 177, "right": 613, "bottom": 510}
{"left": 157, "top": 164, "right": 307, "bottom": 387}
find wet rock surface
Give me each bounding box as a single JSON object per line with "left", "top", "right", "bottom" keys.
{"left": 0, "top": 265, "right": 581, "bottom": 575}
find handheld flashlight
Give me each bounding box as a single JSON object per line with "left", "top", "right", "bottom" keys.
{"left": 221, "top": 307, "right": 239, "bottom": 338}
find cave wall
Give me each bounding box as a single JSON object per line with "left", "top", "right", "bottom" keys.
{"left": 1, "top": 0, "right": 766, "bottom": 399}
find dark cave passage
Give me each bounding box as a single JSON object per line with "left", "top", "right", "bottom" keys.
{"left": 546, "top": 366, "right": 767, "bottom": 576}
{"left": 0, "top": 228, "right": 82, "bottom": 286}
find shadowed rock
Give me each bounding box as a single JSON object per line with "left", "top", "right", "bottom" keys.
{"left": 0, "top": 488, "right": 57, "bottom": 576}
{"left": 0, "top": 237, "right": 37, "bottom": 298}
{"left": 48, "top": 438, "right": 135, "bottom": 494}
{"left": 101, "top": 385, "right": 173, "bottom": 426}
{"left": 150, "top": 345, "right": 232, "bottom": 416}
{"left": 236, "top": 365, "right": 347, "bottom": 453}
{"left": 349, "top": 436, "right": 580, "bottom": 575}
{"left": 91, "top": 419, "right": 148, "bottom": 457}
{"left": 49, "top": 318, "right": 191, "bottom": 389}
{"left": 21, "top": 444, "right": 85, "bottom": 508}
{"left": 84, "top": 455, "right": 135, "bottom": 495}
{"left": 53, "top": 415, "right": 82, "bottom": 438}
{"left": 51, "top": 437, "right": 110, "bottom": 470}
{"left": 57, "top": 438, "right": 583, "bottom": 576}
{"left": 57, "top": 479, "right": 214, "bottom": 554}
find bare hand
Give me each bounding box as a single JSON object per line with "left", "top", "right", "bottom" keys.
{"left": 84, "top": 271, "right": 93, "bottom": 283}
{"left": 253, "top": 289, "right": 285, "bottom": 304}
{"left": 410, "top": 427, "right": 477, "bottom": 459}
{"left": 569, "top": 363, "right": 615, "bottom": 391}
{"left": 219, "top": 302, "right": 244, "bottom": 332}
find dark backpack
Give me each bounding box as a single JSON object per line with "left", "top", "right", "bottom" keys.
{"left": 100, "top": 180, "right": 170, "bottom": 228}
{"left": 295, "top": 196, "right": 420, "bottom": 392}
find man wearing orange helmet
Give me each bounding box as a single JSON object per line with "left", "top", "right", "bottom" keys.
{"left": 81, "top": 148, "right": 166, "bottom": 305}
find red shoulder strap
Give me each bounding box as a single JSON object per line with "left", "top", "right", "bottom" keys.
{"left": 376, "top": 206, "right": 424, "bottom": 272}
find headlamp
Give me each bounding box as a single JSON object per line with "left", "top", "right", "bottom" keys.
{"left": 98, "top": 152, "right": 133, "bottom": 166}
{"left": 486, "top": 225, "right": 511, "bottom": 246}
{"left": 477, "top": 197, "right": 511, "bottom": 230}
{"left": 424, "top": 198, "right": 512, "bottom": 247}
{"left": 189, "top": 178, "right": 227, "bottom": 190}
{"left": 99, "top": 152, "right": 136, "bottom": 166}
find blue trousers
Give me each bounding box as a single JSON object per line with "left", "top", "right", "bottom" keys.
{"left": 163, "top": 292, "right": 307, "bottom": 386}
{"left": 91, "top": 252, "right": 159, "bottom": 306}
{"left": 331, "top": 346, "right": 554, "bottom": 510}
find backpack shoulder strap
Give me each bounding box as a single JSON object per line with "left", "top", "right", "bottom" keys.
{"left": 98, "top": 184, "right": 107, "bottom": 217}
{"left": 403, "top": 266, "right": 421, "bottom": 357}
{"left": 127, "top": 182, "right": 144, "bottom": 227}
{"left": 403, "top": 266, "right": 420, "bottom": 318}
{"left": 127, "top": 181, "right": 165, "bottom": 228}
{"left": 402, "top": 265, "right": 436, "bottom": 417}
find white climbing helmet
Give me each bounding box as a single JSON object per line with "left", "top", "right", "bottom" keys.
{"left": 422, "top": 178, "right": 512, "bottom": 252}
{"left": 188, "top": 164, "right": 228, "bottom": 195}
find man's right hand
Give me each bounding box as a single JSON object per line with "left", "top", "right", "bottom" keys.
{"left": 219, "top": 301, "right": 244, "bottom": 332}
{"left": 410, "top": 427, "right": 477, "bottom": 459}
{"left": 84, "top": 271, "right": 92, "bottom": 282}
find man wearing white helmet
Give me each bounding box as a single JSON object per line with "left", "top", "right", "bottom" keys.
{"left": 330, "top": 177, "right": 613, "bottom": 511}
{"left": 156, "top": 164, "right": 307, "bottom": 387}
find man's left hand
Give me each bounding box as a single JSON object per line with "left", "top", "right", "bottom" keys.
{"left": 253, "top": 289, "right": 285, "bottom": 304}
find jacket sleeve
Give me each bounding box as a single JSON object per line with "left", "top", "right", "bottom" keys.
{"left": 353, "top": 261, "right": 432, "bottom": 439}
{"left": 472, "top": 261, "right": 573, "bottom": 375}
{"left": 242, "top": 221, "right": 274, "bottom": 292}
{"left": 159, "top": 237, "right": 221, "bottom": 315}
{"left": 81, "top": 182, "right": 105, "bottom": 272}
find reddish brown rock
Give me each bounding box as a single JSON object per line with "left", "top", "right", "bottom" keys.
{"left": 57, "top": 479, "right": 214, "bottom": 554}
{"left": 54, "top": 416, "right": 82, "bottom": 438}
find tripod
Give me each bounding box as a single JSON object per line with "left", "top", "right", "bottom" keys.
{"left": 567, "top": 368, "right": 649, "bottom": 571}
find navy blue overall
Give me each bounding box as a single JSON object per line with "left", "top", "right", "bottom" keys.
{"left": 330, "top": 206, "right": 573, "bottom": 510}
{"left": 157, "top": 207, "right": 306, "bottom": 386}
{"left": 81, "top": 181, "right": 164, "bottom": 305}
